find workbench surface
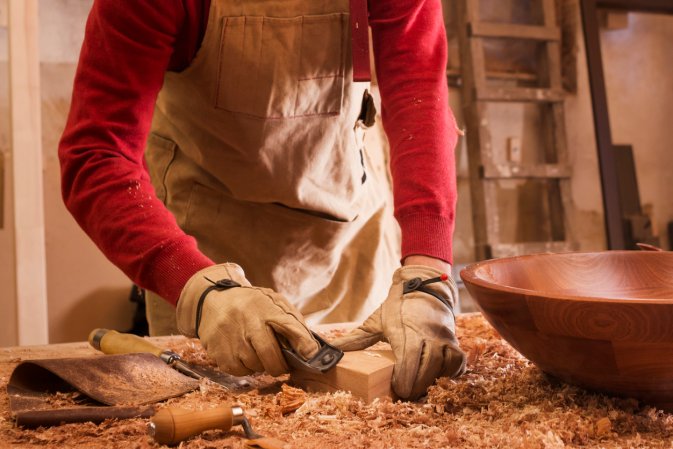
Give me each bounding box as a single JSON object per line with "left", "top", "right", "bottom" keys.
{"left": 1, "top": 314, "right": 672, "bottom": 448}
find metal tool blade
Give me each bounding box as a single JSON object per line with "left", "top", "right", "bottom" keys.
{"left": 280, "top": 331, "right": 343, "bottom": 374}
{"left": 170, "top": 358, "right": 255, "bottom": 390}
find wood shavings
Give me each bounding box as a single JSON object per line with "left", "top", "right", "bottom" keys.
{"left": 595, "top": 416, "right": 612, "bottom": 437}
{"left": 277, "top": 384, "right": 306, "bottom": 415}
{"left": 43, "top": 391, "right": 91, "bottom": 408}
{"left": 2, "top": 314, "right": 673, "bottom": 448}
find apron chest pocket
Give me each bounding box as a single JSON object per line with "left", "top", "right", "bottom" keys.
{"left": 215, "top": 13, "right": 347, "bottom": 119}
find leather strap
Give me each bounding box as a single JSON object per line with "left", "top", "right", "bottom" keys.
{"left": 350, "top": 0, "right": 371, "bottom": 82}
{"left": 403, "top": 277, "right": 455, "bottom": 316}
{"left": 195, "top": 278, "right": 241, "bottom": 338}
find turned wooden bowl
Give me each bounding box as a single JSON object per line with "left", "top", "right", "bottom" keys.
{"left": 460, "top": 251, "right": 673, "bottom": 411}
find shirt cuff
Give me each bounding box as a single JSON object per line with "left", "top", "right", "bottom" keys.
{"left": 398, "top": 213, "right": 454, "bottom": 266}
{"left": 146, "top": 237, "right": 214, "bottom": 306}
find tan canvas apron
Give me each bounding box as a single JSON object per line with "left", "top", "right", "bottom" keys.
{"left": 144, "top": 0, "right": 400, "bottom": 335}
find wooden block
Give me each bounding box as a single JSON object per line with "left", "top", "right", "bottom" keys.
{"left": 290, "top": 348, "right": 396, "bottom": 403}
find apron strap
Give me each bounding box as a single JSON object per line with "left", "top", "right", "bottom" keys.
{"left": 350, "top": 0, "right": 371, "bottom": 82}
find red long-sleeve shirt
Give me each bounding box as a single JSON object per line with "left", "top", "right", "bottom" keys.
{"left": 59, "top": 0, "right": 458, "bottom": 305}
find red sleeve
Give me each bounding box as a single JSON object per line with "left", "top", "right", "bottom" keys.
{"left": 58, "top": 0, "right": 213, "bottom": 305}
{"left": 370, "top": 0, "right": 458, "bottom": 265}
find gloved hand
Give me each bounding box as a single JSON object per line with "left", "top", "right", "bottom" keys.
{"left": 331, "top": 265, "right": 466, "bottom": 400}
{"left": 176, "top": 263, "right": 320, "bottom": 376}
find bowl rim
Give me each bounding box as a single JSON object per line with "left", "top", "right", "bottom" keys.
{"left": 459, "top": 250, "right": 673, "bottom": 304}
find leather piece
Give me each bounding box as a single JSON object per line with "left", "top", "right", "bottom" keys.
{"left": 7, "top": 353, "right": 198, "bottom": 427}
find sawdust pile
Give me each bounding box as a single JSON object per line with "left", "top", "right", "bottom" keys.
{"left": 2, "top": 314, "right": 673, "bottom": 448}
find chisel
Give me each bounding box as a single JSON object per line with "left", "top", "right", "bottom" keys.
{"left": 149, "top": 404, "right": 288, "bottom": 448}
{"left": 88, "top": 329, "right": 254, "bottom": 390}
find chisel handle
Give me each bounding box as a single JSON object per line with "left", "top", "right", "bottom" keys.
{"left": 149, "top": 405, "right": 235, "bottom": 445}
{"left": 88, "top": 328, "right": 164, "bottom": 358}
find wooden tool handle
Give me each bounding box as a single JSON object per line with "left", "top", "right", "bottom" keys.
{"left": 149, "top": 405, "right": 234, "bottom": 445}
{"left": 88, "top": 328, "right": 164, "bottom": 357}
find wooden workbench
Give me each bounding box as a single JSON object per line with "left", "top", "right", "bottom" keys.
{"left": 1, "top": 314, "right": 672, "bottom": 448}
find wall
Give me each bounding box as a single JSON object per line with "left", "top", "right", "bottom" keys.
{"left": 40, "top": 0, "right": 134, "bottom": 344}
{"left": 0, "top": 0, "right": 133, "bottom": 346}
{"left": 601, "top": 12, "right": 673, "bottom": 250}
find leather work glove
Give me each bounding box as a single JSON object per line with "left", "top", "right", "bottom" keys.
{"left": 176, "top": 263, "right": 320, "bottom": 376}
{"left": 331, "top": 265, "right": 466, "bottom": 400}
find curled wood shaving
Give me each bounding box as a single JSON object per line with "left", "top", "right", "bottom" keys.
{"left": 595, "top": 416, "right": 612, "bottom": 437}
{"left": 277, "top": 384, "right": 306, "bottom": 415}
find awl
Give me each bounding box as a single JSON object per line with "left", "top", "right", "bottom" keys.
{"left": 88, "top": 329, "right": 253, "bottom": 390}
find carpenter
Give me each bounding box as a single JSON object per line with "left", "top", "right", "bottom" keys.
{"left": 58, "top": 0, "right": 465, "bottom": 400}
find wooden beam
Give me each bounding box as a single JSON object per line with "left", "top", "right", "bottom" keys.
{"left": 453, "top": 0, "right": 497, "bottom": 260}
{"left": 478, "top": 86, "right": 565, "bottom": 103}
{"left": 290, "top": 348, "right": 395, "bottom": 403}
{"left": 469, "top": 22, "right": 561, "bottom": 41}
{"left": 596, "top": 0, "right": 673, "bottom": 14}
{"left": 481, "top": 162, "right": 571, "bottom": 180}
{"left": 8, "top": 0, "right": 49, "bottom": 345}
{"left": 579, "top": 0, "right": 626, "bottom": 249}
{"left": 446, "top": 69, "right": 538, "bottom": 89}
{"left": 0, "top": 152, "right": 4, "bottom": 229}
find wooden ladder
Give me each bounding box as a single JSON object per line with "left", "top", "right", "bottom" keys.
{"left": 453, "top": 0, "right": 575, "bottom": 260}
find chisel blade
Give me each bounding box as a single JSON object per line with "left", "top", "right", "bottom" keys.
{"left": 171, "top": 359, "right": 255, "bottom": 390}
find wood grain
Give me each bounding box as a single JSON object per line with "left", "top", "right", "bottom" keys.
{"left": 150, "top": 405, "right": 234, "bottom": 445}
{"left": 290, "top": 348, "right": 396, "bottom": 403}
{"left": 461, "top": 251, "right": 673, "bottom": 411}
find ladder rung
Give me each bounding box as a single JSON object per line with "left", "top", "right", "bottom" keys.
{"left": 481, "top": 163, "right": 571, "bottom": 179}
{"left": 489, "top": 241, "right": 574, "bottom": 258}
{"left": 447, "top": 68, "right": 538, "bottom": 84}
{"left": 469, "top": 22, "right": 561, "bottom": 41}
{"left": 478, "top": 86, "right": 565, "bottom": 103}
